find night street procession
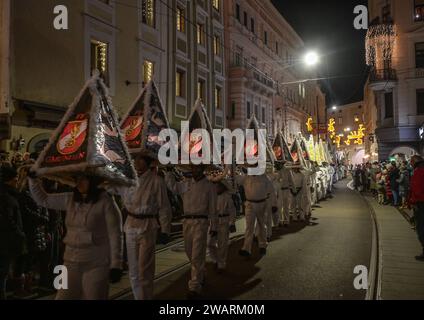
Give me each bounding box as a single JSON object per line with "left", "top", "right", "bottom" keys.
{"left": 1, "top": 0, "right": 424, "bottom": 313}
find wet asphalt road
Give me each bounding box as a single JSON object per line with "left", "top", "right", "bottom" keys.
{"left": 128, "top": 181, "right": 373, "bottom": 300}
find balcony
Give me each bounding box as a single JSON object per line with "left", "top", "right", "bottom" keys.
{"left": 369, "top": 68, "right": 397, "bottom": 91}
{"left": 230, "top": 57, "right": 276, "bottom": 97}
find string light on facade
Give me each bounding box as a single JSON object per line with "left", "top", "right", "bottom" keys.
{"left": 306, "top": 117, "right": 314, "bottom": 133}
{"left": 365, "top": 23, "right": 396, "bottom": 66}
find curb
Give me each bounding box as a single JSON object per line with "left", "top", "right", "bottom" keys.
{"left": 361, "top": 194, "right": 382, "bottom": 300}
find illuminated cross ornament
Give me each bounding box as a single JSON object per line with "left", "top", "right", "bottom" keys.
{"left": 347, "top": 124, "right": 366, "bottom": 145}
{"left": 328, "top": 118, "right": 336, "bottom": 140}
{"left": 306, "top": 117, "right": 314, "bottom": 133}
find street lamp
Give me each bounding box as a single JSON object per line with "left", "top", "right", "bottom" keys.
{"left": 332, "top": 106, "right": 337, "bottom": 111}
{"left": 304, "top": 51, "right": 319, "bottom": 67}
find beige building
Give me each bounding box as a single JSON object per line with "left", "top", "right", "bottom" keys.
{"left": 366, "top": 0, "right": 424, "bottom": 159}
{"left": 329, "top": 101, "right": 370, "bottom": 164}
{"left": 6, "top": 0, "right": 142, "bottom": 154}
{"left": 167, "top": 0, "right": 227, "bottom": 130}
{"left": 223, "top": 0, "right": 321, "bottom": 143}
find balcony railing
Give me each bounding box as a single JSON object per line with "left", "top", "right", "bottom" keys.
{"left": 231, "top": 57, "right": 275, "bottom": 90}
{"left": 369, "top": 68, "right": 397, "bottom": 83}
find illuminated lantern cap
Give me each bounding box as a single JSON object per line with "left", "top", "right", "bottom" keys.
{"left": 32, "top": 71, "right": 137, "bottom": 187}
{"left": 244, "top": 115, "right": 275, "bottom": 164}
{"left": 121, "top": 80, "right": 170, "bottom": 158}
{"left": 272, "top": 131, "right": 293, "bottom": 163}
{"left": 181, "top": 98, "right": 215, "bottom": 159}
{"left": 290, "top": 138, "right": 308, "bottom": 168}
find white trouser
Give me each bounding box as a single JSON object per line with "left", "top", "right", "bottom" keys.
{"left": 281, "top": 189, "right": 292, "bottom": 224}
{"left": 292, "top": 191, "right": 305, "bottom": 220}
{"left": 273, "top": 191, "right": 283, "bottom": 226}
{"left": 243, "top": 201, "right": 267, "bottom": 254}
{"left": 183, "top": 219, "right": 209, "bottom": 293}
{"left": 208, "top": 218, "right": 230, "bottom": 269}
{"left": 126, "top": 226, "right": 157, "bottom": 300}
{"left": 55, "top": 260, "right": 109, "bottom": 300}
{"left": 303, "top": 186, "right": 312, "bottom": 217}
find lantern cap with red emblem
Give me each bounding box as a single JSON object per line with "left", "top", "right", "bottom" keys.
{"left": 31, "top": 71, "right": 137, "bottom": 187}
{"left": 120, "top": 80, "right": 170, "bottom": 160}
{"left": 272, "top": 131, "right": 294, "bottom": 165}
{"left": 288, "top": 137, "right": 308, "bottom": 169}
{"left": 242, "top": 115, "right": 275, "bottom": 167}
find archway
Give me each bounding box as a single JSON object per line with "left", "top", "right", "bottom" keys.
{"left": 350, "top": 149, "right": 365, "bottom": 165}
{"left": 27, "top": 133, "right": 50, "bottom": 154}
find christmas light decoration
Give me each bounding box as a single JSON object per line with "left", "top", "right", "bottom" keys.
{"left": 328, "top": 118, "right": 336, "bottom": 140}
{"left": 365, "top": 23, "right": 396, "bottom": 66}
{"left": 306, "top": 117, "right": 314, "bottom": 133}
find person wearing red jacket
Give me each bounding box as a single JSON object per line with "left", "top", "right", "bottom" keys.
{"left": 409, "top": 155, "right": 424, "bottom": 261}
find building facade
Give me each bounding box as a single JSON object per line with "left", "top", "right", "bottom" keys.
{"left": 329, "top": 101, "right": 368, "bottom": 164}
{"left": 223, "top": 0, "right": 321, "bottom": 143}
{"left": 167, "top": 0, "right": 227, "bottom": 131}
{"left": 366, "top": 0, "right": 424, "bottom": 159}
{"left": 0, "top": 0, "right": 11, "bottom": 148}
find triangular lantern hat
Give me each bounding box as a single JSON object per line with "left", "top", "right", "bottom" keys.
{"left": 242, "top": 115, "right": 275, "bottom": 166}
{"left": 120, "top": 80, "right": 170, "bottom": 159}
{"left": 289, "top": 137, "right": 308, "bottom": 169}
{"left": 32, "top": 72, "right": 137, "bottom": 187}
{"left": 176, "top": 98, "right": 222, "bottom": 176}
{"left": 272, "top": 131, "right": 293, "bottom": 163}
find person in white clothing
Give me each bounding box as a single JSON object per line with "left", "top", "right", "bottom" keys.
{"left": 207, "top": 180, "right": 236, "bottom": 273}
{"left": 166, "top": 164, "right": 218, "bottom": 298}
{"left": 107, "top": 153, "right": 172, "bottom": 300}
{"left": 236, "top": 173, "right": 274, "bottom": 257}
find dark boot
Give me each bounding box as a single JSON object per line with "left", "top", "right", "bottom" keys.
{"left": 415, "top": 248, "right": 424, "bottom": 262}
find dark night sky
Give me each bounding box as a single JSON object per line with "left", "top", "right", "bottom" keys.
{"left": 271, "top": 0, "right": 368, "bottom": 106}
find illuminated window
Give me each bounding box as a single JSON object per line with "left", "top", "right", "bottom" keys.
{"left": 90, "top": 39, "right": 109, "bottom": 84}
{"left": 177, "top": 7, "right": 185, "bottom": 32}
{"left": 197, "top": 79, "right": 205, "bottom": 101}
{"left": 214, "top": 35, "right": 221, "bottom": 56}
{"left": 142, "top": 0, "right": 155, "bottom": 27}
{"left": 197, "top": 23, "right": 205, "bottom": 45}
{"left": 176, "top": 70, "right": 185, "bottom": 97}
{"left": 143, "top": 60, "right": 154, "bottom": 85}
{"left": 213, "top": 0, "right": 220, "bottom": 11}
{"left": 215, "top": 87, "right": 222, "bottom": 110}
{"left": 415, "top": 0, "right": 424, "bottom": 22}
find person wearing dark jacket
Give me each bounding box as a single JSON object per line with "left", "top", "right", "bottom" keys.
{"left": 410, "top": 156, "right": 424, "bottom": 261}
{"left": 0, "top": 166, "right": 26, "bottom": 300}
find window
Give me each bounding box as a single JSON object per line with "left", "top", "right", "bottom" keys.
{"left": 385, "top": 92, "right": 394, "bottom": 118}
{"left": 197, "top": 23, "right": 205, "bottom": 46}
{"left": 247, "top": 102, "right": 251, "bottom": 119}
{"left": 275, "top": 42, "right": 279, "bottom": 55}
{"left": 416, "top": 43, "right": 424, "bottom": 68}
{"left": 236, "top": 3, "right": 240, "bottom": 21}
{"left": 250, "top": 18, "right": 255, "bottom": 33}
{"left": 243, "top": 11, "right": 248, "bottom": 27}
{"left": 255, "top": 104, "right": 259, "bottom": 118}
{"left": 262, "top": 107, "right": 266, "bottom": 124}
{"left": 214, "top": 35, "right": 221, "bottom": 56}
{"left": 142, "top": 0, "right": 155, "bottom": 27}
{"left": 415, "top": 0, "right": 424, "bottom": 22}
{"left": 213, "top": 0, "right": 220, "bottom": 11}
{"left": 143, "top": 60, "right": 154, "bottom": 85}
{"left": 417, "top": 89, "right": 424, "bottom": 115}
{"left": 264, "top": 31, "right": 268, "bottom": 46}
{"left": 215, "top": 87, "right": 222, "bottom": 110}
{"left": 231, "top": 102, "right": 236, "bottom": 120}
{"left": 338, "top": 117, "right": 343, "bottom": 125}
{"left": 90, "top": 39, "right": 109, "bottom": 85}
{"left": 176, "top": 7, "right": 185, "bottom": 32}
{"left": 176, "top": 70, "right": 185, "bottom": 98}
{"left": 197, "top": 79, "right": 205, "bottom": 101}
